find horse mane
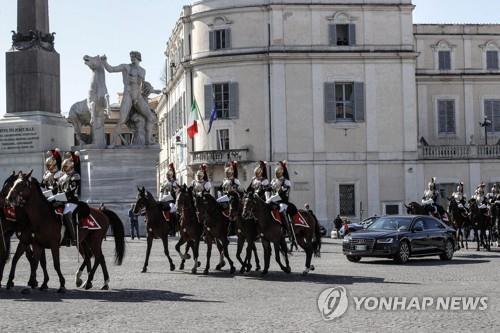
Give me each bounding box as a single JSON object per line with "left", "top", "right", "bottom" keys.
{"left": 145, "top": 191, "right": 156, "bottom": 202}
{"left": 30, "top": 177, "right": 58, "bottom": 219}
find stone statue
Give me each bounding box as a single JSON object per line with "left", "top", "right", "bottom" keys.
{"left": 100, "top": 51, "right": 157, "bottom": 146}
{"left": 126, "top": 81, "right": 161, "bottom": 145}
{"left": 67, "top": 55, "right": 110, "bottom": 148}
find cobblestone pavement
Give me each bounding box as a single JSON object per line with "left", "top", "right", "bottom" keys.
{"left": 0, "top": 237, "right": 499, "bottom": 333}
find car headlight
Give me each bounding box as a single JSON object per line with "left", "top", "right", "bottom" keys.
{"left": 343, "top": 235, "right": 352, "bottom": 242}
{"left": 377, "top": 238, "right": 394, "bottom": 244}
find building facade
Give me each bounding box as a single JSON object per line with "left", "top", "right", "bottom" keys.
{"left": 158, "top": 0, "right": 500, "bottom": 227}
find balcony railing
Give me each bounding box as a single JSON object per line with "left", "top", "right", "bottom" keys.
{"left": 190, "top": 149, "right": 249, "bottom": 165}
{"left": 420, "top": 145, "right": 500, "bottom": 160}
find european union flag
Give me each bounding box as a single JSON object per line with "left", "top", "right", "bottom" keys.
{"left": 207, "top": 98, "right": 217, "bottom": 134}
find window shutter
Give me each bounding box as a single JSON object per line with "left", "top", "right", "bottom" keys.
{"left": 447, "top": 101, "right": 456, "bottom": 134}
{"left": 209, "top": 31, "right": 215, "bottom": 51}
{"left": 329, "top": 24, "right": 337, "bottom": 46}
{"left": 229, "top": 82, "right": 239, "bottom": 119}
{"left": 348, "top": 24, "right": 356, "bottom": 46}
{"left": 353, "top": 82, "right": 365, "bottom": 122}
{"left": 324, "top": 82, "right": 336, "bottom": 122}
{"left": 225, "top": 29, "right": 231, "bottom": 49}
{"left": 494, "top": 101, "right": 500, "bottom": 132}
{"left": 204, "top": 84, "right": 213, "bottom": 119}
{"left": 487, "top": 50, "right": 499, "bottom": 70}
{"left": 439, "top": 51, "right": 451, "bottom": 70}
{"left": 438, "top": 101, "right": 446, "bottom": 133}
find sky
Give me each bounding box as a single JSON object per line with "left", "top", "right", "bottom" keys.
{"left": 0, "top": 0, "right": 499, "bottom": 116}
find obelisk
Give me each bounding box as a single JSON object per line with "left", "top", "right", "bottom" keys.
{"left": 0, "top": 0, "right": 73, "bottom": 181}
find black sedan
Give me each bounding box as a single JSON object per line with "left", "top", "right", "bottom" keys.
{"left": 342, "top": 215, "right": 457, "bottom": 264}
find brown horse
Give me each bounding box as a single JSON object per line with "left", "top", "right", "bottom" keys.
{"left": 6, "top": 173, "right": 125, "bottom": 292}
{"left": 468, "top": 199, "right": 491, "bottom": 252}
{"left": 175, "top": 185, "right": 203, "bottom": 274}
{"left": 242, "top": 191, "right": 291, "bottom": 275}
{"left": 0, "top": 171, "right": 50, "bottom": 290}
{"left": 194, "top": 193, "right": 236, "bottom": 275}
{"left": 447, "top": 197, "right": 471, "bottom": 249}
{"left": 227, "top": 191, "right": 261, "bottom": 274}
{"left": 133, "top": 187, "right": 176, "bottom": 273}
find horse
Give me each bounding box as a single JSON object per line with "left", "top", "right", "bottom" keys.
{"left": 133, "top": 187, "right": 176, "bottom": 273}
{"left": 68, "top": 55, "right": 110, "bottom": 147}
{"left": 175, "top": 185, "right": 203, "bottom": 274}
{"left": 468, "top": 199, "right": 491, "bottom": 252}
{"left": 227, "top": 191, "right": 261, "bottom": 274}
{"left": 405, "top": 201, "right": 450, "bottom": 225}
{"left": 489, "top": 199, "right": 500, "bottom": 247}
{"left": 242, "top": 191, "right": 291, "bottom": 276}
{"left": 194, "top": 193, "right": 236, "bottom": 275}
{"left": 6, "top": 173, "right": 125, "bottom": 291}
{"left": 0, "top": 171, "right": 50, "bottom": 290}
{"left": 447, "top": 197, "right": 471, "bottom": 250}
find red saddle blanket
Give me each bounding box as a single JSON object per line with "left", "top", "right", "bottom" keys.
{"left": 271, "top": 208, "right": 283, "bottom": 224}
{"left": 54, "top": 207, "right": 64, "bottom": 216}
{"left": 79, "top": 214, "right": 101, "bottom": 230}
{"left": 222, "top": 209, "right": 230, "bottom": 219}
{"left": 3, "top": 206, "right": 16, "bottom": 221}
{"left": 293, "top": 212, "right": 310, "bottom": 228}
{"left": 162, "top": 211, "right": 172, "bottom": 222}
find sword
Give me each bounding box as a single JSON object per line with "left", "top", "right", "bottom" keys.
{"left": 76, "top": 213, "right": 80, "bottom": 263}
{"left": 286, "top": 214, "right": 299, "bottom": 253}
{"left": 0, "top": 218, "right": 6, "bottom": 254}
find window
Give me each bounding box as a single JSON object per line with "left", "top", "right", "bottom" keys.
{"left": 335, "top": 83, "right": 354, "bottom": 121}
{"left": 484, "top": 100, "right": 500, "bottom": 133}
{"left": 438, "top": 51, "right": 451, "bottom": 70}
{"left": 423, "top": 218, "right": 444, "bottom": 230}
{"left": 437, "top": 100, "right": 456, "bottom": 134}
{"left": 329, "top": 24, "right": 356, "bottom": 46}
{"left": 339, "top": 184, "right": 355, "bottom": 216}
{"left": 214, "top": 83, "right": 230, "bottom": 119}
{"left": 216, "top": 129, "right": 230, "bottom": 150}
{"left": 209, "top": 29, "right": 231, "bottom": 50}
{"left": 487, "top": 50, "right": 499, "bottom": 70}
{"left": 385, "top": 205, "right": 400, "bottom": 215}
{"left": 204, "top": 82, "right": 239, "bottom": 120}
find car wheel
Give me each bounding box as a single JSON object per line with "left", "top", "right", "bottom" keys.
{"left": 439, "top": 240, "right": 454, "bottom": 261}
{"left": 346, "top": 255, "right": 362, "bottom": 263}
{"left": 394, "top": 241, "right": 410, "bottom": 264}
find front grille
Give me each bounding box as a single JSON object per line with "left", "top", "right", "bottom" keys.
{"left": 344, "top": 238, "right": 376, "bottom": 252}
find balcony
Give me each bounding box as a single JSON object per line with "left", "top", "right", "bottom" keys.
{"left": 190, "top": 149, "right": 249, "bottom": 165}
{"left": 419, "top": 145, "right": 500, "bottom": 160}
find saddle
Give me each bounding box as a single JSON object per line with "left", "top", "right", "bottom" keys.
{"left": 3, "top": 206, "right": 16, "bottom": 222}
{"left": 162, "top": 210, "right": 172, "bottom": 222}
{"left": 271, "top": 207, "right": 283, "bottom": 224}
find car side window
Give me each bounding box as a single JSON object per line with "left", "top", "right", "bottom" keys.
{"left": 413, "top": 220, "right": 424, "bottom": 231}
{"left": 423, "top": 218, "right": 441, "bottom": 230}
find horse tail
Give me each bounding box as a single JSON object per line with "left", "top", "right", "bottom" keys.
{"left": 102, "top": 209, "right": 125, "bottom": 265}
{"left": 313, "top": 218, "right": 322, "bottom": 256}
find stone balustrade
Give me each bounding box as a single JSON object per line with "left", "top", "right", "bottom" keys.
{"left": 420, "top": 145, "right": 500, "bottom": 160}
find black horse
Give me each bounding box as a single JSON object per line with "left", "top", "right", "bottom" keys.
{"left": 447, "top": 197, "right": 471, "bottom": 249}
{"left": 468, "top": 199, "right": 491, "bottom": 252}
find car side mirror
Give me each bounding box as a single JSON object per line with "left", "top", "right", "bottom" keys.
{"left": 413, "top": 226, "right": 423, "bottom": 232}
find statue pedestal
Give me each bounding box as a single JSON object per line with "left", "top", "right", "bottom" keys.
{"left": 0, "top": 111, "right": 74, "bottom": 182}
{"left": 79, "top": 147, "right": 160, "bottom": 235}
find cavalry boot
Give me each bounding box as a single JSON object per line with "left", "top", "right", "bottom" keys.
{"left": 63, "top": 213, "right": 77, "bottom": 246}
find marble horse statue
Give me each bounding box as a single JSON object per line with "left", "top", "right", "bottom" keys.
{"left": 67, "top": 55, "right": 110, "bottom": 148}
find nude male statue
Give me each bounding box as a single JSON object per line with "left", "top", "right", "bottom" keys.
{"left": 100, "top": 51, "right": 156, "bottom": 146}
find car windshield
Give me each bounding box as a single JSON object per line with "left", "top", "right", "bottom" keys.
{"left": 367, "top": 217, "right": 413, "bottom": 231}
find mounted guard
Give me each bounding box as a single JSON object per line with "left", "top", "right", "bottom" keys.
{"left": 41, "top": 149, "right": 63, "bottom": 196}
{"left": 192, "top": 164, "right": 211, "bottom": 197}
{"left": 472, "top": 183, "right": 489, "bottom": 217}
{"left": 247, "top": 161, "right": 269, "bottom": 200}
{"left": 451, "top": 182, "right": 468, "bottom": 218}
{"left": 159, "top": 163, "right": 179, "bottom": 222}
{"left": 421, "top": 177, "right": 446, "bottom": 220}
{"left": 217, "top": 161, "right": 242, "bottom": 206}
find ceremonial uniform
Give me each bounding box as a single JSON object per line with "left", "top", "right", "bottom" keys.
{"left": 422, "top": 178, "right": 439, "bottom": 214}
{"left": 217, "top": 161, "right": 242, "bottom": 205}
{"left": 247, "top": 161, "right": 269, "bottom": 199}
{"left": 41, "top": 150, "right": 63, "bottom": 197}
{"left": 191, "top": 164, "right": 211, "bottom": 197}
{"left": 451, "top": 182, "right": 468, "bottom": 212}
{"left": 473, "top": 183, "right": 488, "bottom": 209}
{"left": 159, "top": 163, "right": 179, "bottom": 214}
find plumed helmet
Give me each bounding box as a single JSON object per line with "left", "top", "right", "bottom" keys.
{"left": 254, "top": 161, "right": 267, "bottom": 179}
{"left": 428, "top": 177, "right": 436, "bottom": 190}
{"left": 196, "top": 164, "right": 208, "bottom": 182}
{"left": 61, "top": 157, "right": 75, "bottom": 173}
{"left": 167, "top": 163, "right": 176, "bottom": 181}
{"left": 45, "top": 156, "right": 58, "bottom": 172}
{"left": 492, "top": 184, "right": 498, "bottom": 193}
{"left": 457, "top": 182, "right": 464, "bottom": 192}
{"left": 71, "top": 151, "right": 81, "bottom": 175}
{"left": 46, "top": 148, "right": 62, "bottom": 170}
{"left": 224, "top": 162, "right": 234, "bottom": 179}
{"left": 275, "top": 160, "right": 289, "bottom": 180}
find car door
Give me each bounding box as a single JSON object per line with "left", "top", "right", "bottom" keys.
{"left": 423, "top": 217, "right": 444, "bottom": 252}
{"left": 410, "top": 219, "right": 429, "bottom": 254}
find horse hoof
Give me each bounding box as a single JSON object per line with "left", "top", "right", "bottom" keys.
{"left": 182, "top": 254, "right": 191, "bottom": 260}
{"left": 21, "top": 288, "right": 31, "bottom": 295}
{"left": 230, "top": 267, "right": 236, "bottom": 274}
{"left": 302, "top": 270, "right": 309, "bottom": 276}
{"left": 101, "top": 285, "right": 109, "bottom": 291}
{"left": 239, "top": 267, "right": 246, "bottom": 274}
{"left": 260, "top": 270, "right": 268, "bottom": 276}
{"left": 141, "top": 268, "right": 147, "bottom": 273}
{"left": 255, "top": 266, "right": 261, "bottom": 272}
{"left": 57, "top": 287, "right": 66, "bottom": 294}
{"left": 245, "top": 264, "right": 252, "bottom": 273}
{"left": 310, "top": 265, "right": 315, "bottom": 271}
{"left": 197, "top": 261, "right": 201, "bottom": 268}
{"left": 284, "top": 267, "right": 291, "bottom": 274}
{"left": 203, "top": 269, "right": 209, "bottom": 275}
{"left": 191, "top": 268, "right": 197, "bottom": 274}
{"left": 170, "top": 264, "right": 176, "bottom": 272}
{"left": 215, "top": 262, "right": 225, "bottom": 271}
{"left": 179, "top": 264, "right": 185, "bottom": 270}
{"left": 39, "top": 284, "right": 48, "bottom": 291}
{"left": 6, "top": 281, "right": 14, "bottom": 290}
{"left": 28, "top": 280, "right": 38, "bottom": 289}
{"left": 84, "top": 282, "right": 93, "bottom": 290}
{"left": 76, "top": 278, "right": 83, "bottom": 288}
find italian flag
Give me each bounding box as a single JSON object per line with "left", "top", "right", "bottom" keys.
{"left": 187, "top": 99, "right": 200, "bottom": 138}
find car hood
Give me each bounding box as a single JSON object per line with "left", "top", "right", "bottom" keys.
{"left": 350, "top": 230, "right": 401, "bottom": 238}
